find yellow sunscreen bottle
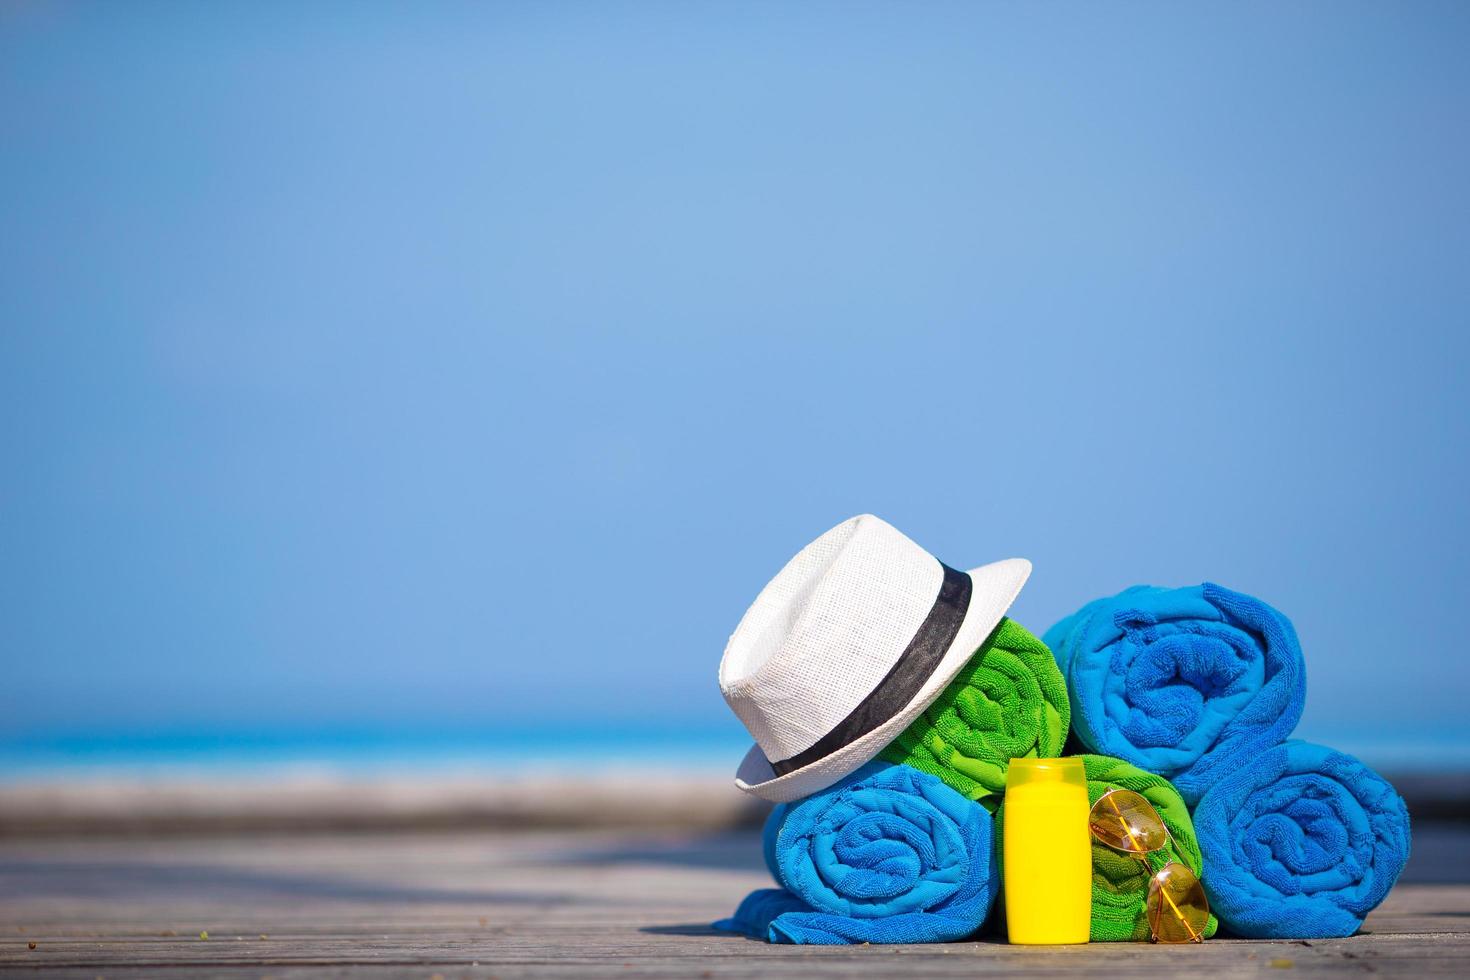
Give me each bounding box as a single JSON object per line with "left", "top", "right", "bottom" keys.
{"left": 1004, "top": 757, "right": 1091, "bottom": 944}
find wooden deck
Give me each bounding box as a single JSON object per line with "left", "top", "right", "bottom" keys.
{"left": 2, "top": 825, "right": 1467, "bottom": 978}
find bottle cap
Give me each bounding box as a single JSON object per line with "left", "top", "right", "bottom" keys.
{"left": 1006, "top": 756, "right": 1086, "bottom": 789}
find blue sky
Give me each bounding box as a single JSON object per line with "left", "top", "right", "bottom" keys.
{"left": 2, "top": 2, "right": 1468, "bottom": 763}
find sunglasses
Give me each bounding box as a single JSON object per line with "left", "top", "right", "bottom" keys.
{"left": 1087, "top": 789, "right": 1210, "bottom": 943}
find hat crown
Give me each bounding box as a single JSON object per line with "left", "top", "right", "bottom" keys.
{"left": 718, "top": 515, "right": 944, "bottom": 765}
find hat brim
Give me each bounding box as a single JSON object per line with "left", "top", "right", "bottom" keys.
{"left": 732, "top": 556, "right": 1031, "bottom": 803}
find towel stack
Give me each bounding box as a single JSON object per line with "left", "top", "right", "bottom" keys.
{"left": 713, "top": 518, "right": 1410, "bottom": 945}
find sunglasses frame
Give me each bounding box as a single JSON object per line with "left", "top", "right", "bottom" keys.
{"left": 1088, "top": 788, "right": 1207, "bottom": 944}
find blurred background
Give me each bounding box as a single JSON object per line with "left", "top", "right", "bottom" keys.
{"left": 2, "top": 1, "right": 1468, "bottom": 832}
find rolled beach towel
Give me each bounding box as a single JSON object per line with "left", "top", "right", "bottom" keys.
{"left": 713, "top": 761, "right": 999, "bottom": 944}
{"left": 1044, "top": 583, "right": 1305, "bottom": 805}
{"left": 1079, "top": 755, "right": 1217, "bottom": 941}
{"left": 1194, "top": 741, "right": 1410, "bottom": 938}
{"left": 879, "top": 618, "right": 1069, "bottom": 809}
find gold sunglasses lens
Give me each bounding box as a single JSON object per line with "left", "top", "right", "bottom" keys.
{"left": 1147, "top": 862, "right": 1210, "bottom": 943}
{"left": 1088, "top": 789, "right": 1169, "bottom": 853}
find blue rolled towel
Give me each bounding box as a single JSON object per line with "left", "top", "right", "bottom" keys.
{"left": 1043, "top": 583, "right": 1305, "bottom": 805}
{"left": 1194, "top": 741, "right": 1410, "bottom": 938}
{"left": 713, "top": 761, "right": 998, "bottom": 944}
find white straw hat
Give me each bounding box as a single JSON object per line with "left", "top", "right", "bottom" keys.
{"left": 718, "top": 514, "right": 1031, "bottom": 803}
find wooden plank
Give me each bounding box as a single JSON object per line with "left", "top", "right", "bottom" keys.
{"left": 0, "top": 829, "right": 1466, "bottom": 978}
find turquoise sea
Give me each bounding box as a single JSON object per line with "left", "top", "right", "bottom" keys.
{"left": 2, "top": 724, "right": 1467, "bottom": 782}
{"left": 0, "top": 726, "right": 752, "bottom": 782}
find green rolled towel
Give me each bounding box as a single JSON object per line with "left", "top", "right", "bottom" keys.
{"left": 1078, "top": 754, "right": 1219, "bottom": 942}
{"left": 879, "top": 618, "right": 1069, "bottom": 809}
